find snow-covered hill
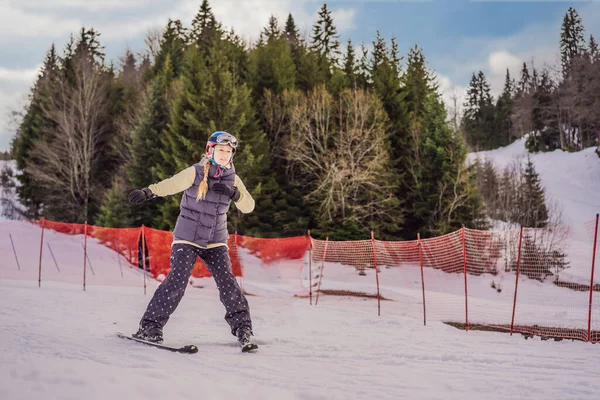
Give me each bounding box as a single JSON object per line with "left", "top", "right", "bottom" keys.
{"left": 467, "top": 137, "right": 600, "bottom": 226}
{"left": 0, "top": 142, "right": 599, "bottom": 400}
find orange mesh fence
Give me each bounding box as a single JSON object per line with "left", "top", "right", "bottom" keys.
{"left": 418, "top": 230, "right": 467, "bottom": 323}
{"left": 234, "top": 235, "right": 310, "bottom": 297}
{"left": 585, "top": 216, "right": 599, "bottom": 342}
{"left": 309, "top": 238, "right": 380, "bottom": 303}
{"left": 463, "top": 228, "right": 507, "bottom": 327}
{"left": 3, "top": 216, "right": 600, "bottom": 342}
{"left": 509, "top": 226, "right": 593, "bottom": 341}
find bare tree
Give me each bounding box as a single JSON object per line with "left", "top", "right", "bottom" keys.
{"left": 27, "top": 51, "right": 111, "bottom": 222}
{"left": 143, "top": 27, "right": 163, "bottom": 63}
{"left": 284, "top": 86, "right": 394, "bottom": 223}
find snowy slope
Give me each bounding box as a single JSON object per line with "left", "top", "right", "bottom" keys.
{"left": 0, "top": 142, "right": 599, "bottom": 400}
{"left": 468, "top": 139, "right": 600, "bottom": 282}
{"left": 1, "top": 222, "right": 600, "bottom": 400}
{"left": 467, "top": 137, "right": 600, "bottom": 226}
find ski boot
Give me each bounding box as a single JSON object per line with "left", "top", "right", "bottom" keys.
{"left": 132, "top": 325, "right": 163, "bottom": 344}
{"left": 236, "top": 326, "right": 258, "bottom": 353}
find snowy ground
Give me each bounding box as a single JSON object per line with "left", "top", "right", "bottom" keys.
{"left": 468, "top": 138, "right": 600, "bottom": 283}
{"left": 1, "top": 218, "right": 600, "bottom": 400}
{"left": 1, "top": 140, "right": 598, "bottom": 399}
{"left": 2, "top": 278, "right": 599, "bottom": 400}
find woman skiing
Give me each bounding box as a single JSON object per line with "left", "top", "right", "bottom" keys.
{"left": 127, "top": 131, "right": 257, "bottom": 352}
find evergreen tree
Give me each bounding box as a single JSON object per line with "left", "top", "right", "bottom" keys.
{"left": 589, "top": 34, "right": 599, "bottom": 63}
{"left": 517, "top": 62, "right": 530, "bottom": 94}
{"left": 188, "top": 0, "right": 222, "bottom": 52}
{"left": 560, "top": 7, "right": 586, "bottom": 76}
{"left": 342, "top": 39, "right": 357, "bottom": 88}
{"left": 284, "top": 13, "right": 299, "bottom": 49}
{"left": 462, "top": 71, "right": 495, "bottom": 150}
{"left": 156, "top": 45, "right": 269, "bottom": 234}
{"left": 152, "top": 19, "right": 186, "bottom": 79}
{"left": 11, "top": 44, "right": 60, "bottom": 219}
{"left": 401, "top": 46, "right": 483, "bottom": 236}
{"left": 528, "top": 69, "right": 559, "bottom": 152}
{"left": 311, "top": 3, "right": 341, "bottom": 63}
{"left": 495, "top": 68, "right": 516, "bottom": 146}
{"left": 519, "top": 156, "right": 548, "bottom": 228}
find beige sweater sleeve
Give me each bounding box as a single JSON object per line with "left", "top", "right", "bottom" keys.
{"left": 148, "top": 166, "right": 196, "bottom": 196}
{"left": 233, "top": 175, "right": 255, "bottom": 214}
{"left": 147, "top": 165, "right": 254, "bottom": 214}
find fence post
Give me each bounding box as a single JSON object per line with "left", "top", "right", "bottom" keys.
{"left": 9, "top": 233, "right": 21, "bottom": 271}
{"left": 38, "top": 218, "right": 46, "bottom": 288}
{"left": 588, "top": 214, "right": 599, "bottom": 342}
{"left": 510, "top": 227, "right": 524, "bottom": 336}
{"left": 371, "top": 231, "right": 381, "bottom": 317}
{"left": 141, "top": 225, "right": 147, "bottom": 295}
{"left": 462, "top": 226, "right": 469, "bottom": 331}
{"left": 418, "top": 233, "right": 426, "bottom": 326}
{"left": 113, "top": 238, "right": 124, "bottom": 278}
{"left": 83, "top": 220, "right": 88, "bottom": 291}
{"left": 315, "top": 237, "right": 329, "bottom": 306}
{"left": 308, "top": 229, "right": 312, "bottom": 306}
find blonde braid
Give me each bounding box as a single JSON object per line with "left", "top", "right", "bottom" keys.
{"left": 196, "top": 161, "right": 210, "bottom": 201}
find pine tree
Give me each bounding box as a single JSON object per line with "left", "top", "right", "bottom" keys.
{"left": 495, "top": 68, "right": 515, "bottom": 146}
{"left": 12, "top": 44, "right": 60, "bottom": 218}
{"left": 519, "top": 156, "right": 548, "bottom": 228}
{"left": 528, "top": 69, "right": 559, "bottom": 152}
{"left": 401, "top": 46, "right": 483, "bottom": 236}
{"left": 517, "top": 62, "right": 530, "bottom": 94}
{"left": 342, "top": 39, "right": 357, "bottom": 88}
{"left": 156, "top": 45, "right": 269, "bottom": 233}
{"left": 284, "top": 13, "right": 299, "bottom": 49}
{"left": 188, "top": 0, "right": 222, "bottom": 52}
{"left": 560, "top": 7, "right": 586, "bottom": 76}
{"left": 589, "top": 34, "right": 599, "bottom": 63}
{"left": 152, "top": 19, "right": 186, "bottom": 79}
{"left": 461, "top": 71, "right": 495, "bottom": 149}
{"left": 249, "top": 16, "right": 296, "bottom": 101}
{"left": 311, "top": 3, "right": 341, "bottom": 77}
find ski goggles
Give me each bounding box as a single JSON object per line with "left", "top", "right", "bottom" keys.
{"left": 213, "top": 132, "right": 238, "bottom": 149}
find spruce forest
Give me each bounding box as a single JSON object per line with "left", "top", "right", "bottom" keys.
{"left": 9, "top": 2, "right": 599, "bottom": 240}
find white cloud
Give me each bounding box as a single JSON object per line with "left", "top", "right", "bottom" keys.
{"left": 0, "top": 3, "right": 82, "bottom": 43}
{"left": 439, "top": 2, "right": 600, "bottom": 101}
{"left": 0, "top": 66, "right": 41, "bottom": 85}
{"left": 10, "top": 0, "right": 156, "bottom": 12}
{"left": 0, "top": 86, "right": 28, "bottom": 151}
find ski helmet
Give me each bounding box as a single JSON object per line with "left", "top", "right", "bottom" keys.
{"left": 206, "top": 131, "right": 238, "bottom": 153}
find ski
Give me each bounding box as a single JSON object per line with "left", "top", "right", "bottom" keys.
{"left": 241, "top": 343, "right": 258, "bottom": 353}
{"left": 116, "top": 332, "right": 198, "bottom": 354}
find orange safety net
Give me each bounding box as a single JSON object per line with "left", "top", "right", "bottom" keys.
{"left": 236, "top": 234, "right": 310, "bottom": 264}
{"left": 17, "top": 216, "right": 600, "bottom": 343}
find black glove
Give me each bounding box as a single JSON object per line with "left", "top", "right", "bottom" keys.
{"left": 128, "top": 188, "right": 155, "bottom": 205}
{"left": 212, "top": 182, "right": 241, "bottom": 202}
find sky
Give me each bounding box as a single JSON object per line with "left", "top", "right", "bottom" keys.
{"left": 1, "top": 0, "right": 599, "bottom": 152}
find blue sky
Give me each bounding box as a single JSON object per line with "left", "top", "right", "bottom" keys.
{"left": 1, "top": 0, "right": 598, "bottom": 151}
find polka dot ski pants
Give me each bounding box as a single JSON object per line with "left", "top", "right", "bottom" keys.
{"left": 139, "top": 243, "right": 252, "bottom": 336}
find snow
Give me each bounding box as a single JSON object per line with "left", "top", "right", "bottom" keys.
{"left": 467, "top": 136, "right": 600, "bottom": 226}
{"left": 1, "top": 140, "right": 599, "bottom": 400}
{"left": 468, "top": 138, "right": 600, "bottom": 283}
{"left": 2, "top": 220, "right": 600, "bottom": 400}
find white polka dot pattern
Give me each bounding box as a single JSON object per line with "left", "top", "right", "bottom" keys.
{"left": 139, "top": 243, "right": 252, "bottom": 336}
